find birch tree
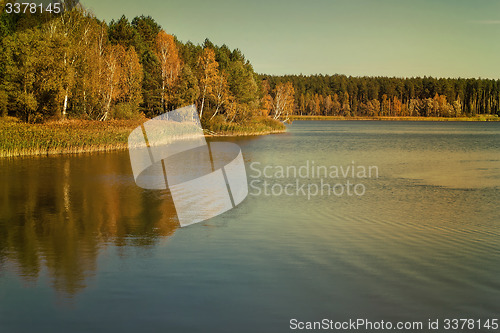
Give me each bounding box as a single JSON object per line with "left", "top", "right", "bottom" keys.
{"left": 210, "top": 71, "right": 229, "bottom": 120}
{"left": 100, "top": 44, "right": 125, "bottom": 121}
{"left": 155, "top": 30, "right": 181, "bottom": 112}
{"left": 272, "top": 82, "right": 294, "bottom": 122}
{"left": 196, "top": 47, "right": 219, "bottom": 120}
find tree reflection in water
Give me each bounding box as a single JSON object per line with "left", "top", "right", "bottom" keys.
{"left": 0, "top": 151, "right": 179, "bottom": 297}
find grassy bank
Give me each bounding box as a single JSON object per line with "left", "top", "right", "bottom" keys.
{"left": 203, "top": 117, "right": 286, "bottom": 136}
{"left": 0, "top": 117, "right": 285, "bottom": 158}
{"left": 289, "top": 115, "right": 500, "bottom": 122}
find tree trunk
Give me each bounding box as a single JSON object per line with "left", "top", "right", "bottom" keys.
{"left": 62, "top": 91, "right": 68, "bottom": 119}
{"left": 200, "top": 84, "right": 207, "bottom": 120}
{"left": 161, "top": 81, "right": 165, "bottom": 113}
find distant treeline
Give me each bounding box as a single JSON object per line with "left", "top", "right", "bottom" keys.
{"left": 260, "top": 75, "right": 500, "bottom": 118}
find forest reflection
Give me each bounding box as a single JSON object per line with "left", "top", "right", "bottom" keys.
{"left": 0, "top": 151, "right": 179, "bottom": 297}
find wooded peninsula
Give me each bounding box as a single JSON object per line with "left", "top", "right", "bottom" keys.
{"left": 0, "top": 3, "right": 499, "bottom": 156}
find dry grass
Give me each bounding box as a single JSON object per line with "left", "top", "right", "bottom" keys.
{"left": 0, "top": 116, "right": 287, "bottom": 157}
{"left": 0, "top": 118, "right": 147, "bottom": 157}
{"left": 204, "top": 117, "right": 286, "bottom": 136}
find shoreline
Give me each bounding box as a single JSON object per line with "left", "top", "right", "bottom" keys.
{"left": 204, "top": 129, "right": 286, "bottom": 137}
{"left": 0, "top": 118, "right": 286, "bottom": 158}
{"left": 289, "top": 115, "right": 500, "bottom": 122}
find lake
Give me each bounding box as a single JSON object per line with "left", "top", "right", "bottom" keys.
{"left": 1, "top": 121, "right": 499, "bottom": 332}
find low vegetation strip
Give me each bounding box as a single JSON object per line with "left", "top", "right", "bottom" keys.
{"left": 204, "top": 117, "right": 286, "bottom": 136}
{"left": 0, "top": 117, "right": 285, "bottom": 158}
{"left": 289, "top": 115, "right": 500, "bottom": 122}
{"left": 0, "top": 118, "right": 145, "bottom": 157}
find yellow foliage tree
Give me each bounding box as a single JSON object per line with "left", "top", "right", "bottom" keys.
{"left": 120, "top": 46, "right": 143, "bottom": 108}
{"left": 272, "top": 81, "right": 295, "bottom": 122}
{"left": 210, "top": 71, "right": 230, "bottom": 120}
{"left": 98, "top": 44, "right": 126, "bottom": 121}
{"left": 197, "top": 48, "right": 219, "bottom": 119}
{"left": 260, "top": 79, "right": 273, "bottom": 117}
{"left": 155, "top": 31, "right": 181, "bottom": 112}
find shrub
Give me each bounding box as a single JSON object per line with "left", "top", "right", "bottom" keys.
{"left": 111, "top": 103, "right": 142, "bottom": 120}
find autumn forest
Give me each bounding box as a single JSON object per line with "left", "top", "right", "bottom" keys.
{"left": 1, "top": 4, "right": 500, "bottom": 128}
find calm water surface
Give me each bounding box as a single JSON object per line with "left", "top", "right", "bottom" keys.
{"left": 0, "top": 121, "right": 499, "bottom": 332}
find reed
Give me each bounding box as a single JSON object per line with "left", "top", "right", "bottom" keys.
{"left": 0, "top": 116, "right": 286, "bottom": 157}
{"left": 204, "top": 117, "right": 286, "bottom": 136}
{"left": 0, "top": 118, "right": 147, "bottom": 158}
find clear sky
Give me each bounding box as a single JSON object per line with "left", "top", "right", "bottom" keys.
{"left": 80, "top": 0, "right": 500, "bottom": 79}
